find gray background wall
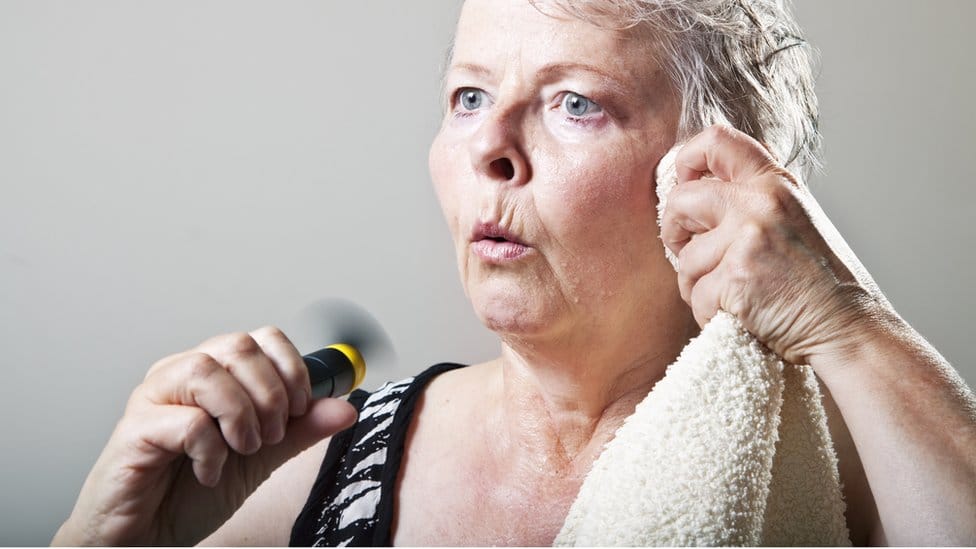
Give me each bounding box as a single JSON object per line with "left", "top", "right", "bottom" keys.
{"left": 1, "top": 1, "right": 973, "bottom": 545}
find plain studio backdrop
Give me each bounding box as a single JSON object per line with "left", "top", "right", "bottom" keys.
{"left": 1, "top": 1, "right": 973, "bottom": 544}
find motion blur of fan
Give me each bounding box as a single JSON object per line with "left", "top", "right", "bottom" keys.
{"left": 285, "top": 298, "right": 396, "bottom": 398}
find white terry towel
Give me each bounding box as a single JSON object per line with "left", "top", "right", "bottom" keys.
{"left": 555, "top": 147, "right": 851, "bottom": 546}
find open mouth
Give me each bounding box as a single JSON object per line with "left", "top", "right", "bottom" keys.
{"left": 471, "top": 222, "right": 526, "bottom": 246}
{"left": 470, "top": 222, "right": 530, "bottom": 262}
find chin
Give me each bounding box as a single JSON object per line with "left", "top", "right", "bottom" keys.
{"left": 468, "top": 284, "right": 558, "bottom": 339}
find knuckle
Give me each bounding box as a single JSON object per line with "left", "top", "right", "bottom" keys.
{"left": 676, "top": 244, "right": 691, "bottom": 270}
{"left": 668, "top": 187, "right": 700, "bottom": 217}
{"left": 724, "top": 253, "right": 756, "bottom": 289}
{"left": 184, "top": 352, "right": 221, "bottom": 380}
{"left": 114, "top": 414, "right": 143, "bottom": 444}
{"left": 678, "top": 276, "right": 693, "bottom": 304}
{"left": 667, "top": 180, "right": 690, "bottom": 202}
{"left": 755, "top": 191, "right": 783, "bottom": 217}
{"left": 689, "top": 288, "right": 710, "bottom": 323}
{"left": 257, "top": 384, "right": 289, "bottom": 413}
{"left": 224, "top": 332, "right": 260, "bottom": 355}
{"left": 755, "top": 181, "right": 794, "bottom": 217}
{"left": 253, "top": 325, "right": 287, "bottom": 342}
{"left": 184, "top": 407, "right": 215, "bottom": 442}
{"left": 706, "top": 123, "right": 734, "bottom": 142}
{"left": 725, "top": 278, "right": 750, "bottom": 319}
{"left": 659, "top": 210, "right": 680, "bottom": 239}
{"left": 144, "top": 357, "right": 169, "bottom": 380}
{"left": 126, "top": 384, "right": 152, "bottom": 410}
{"left": 740, "top": 221, "right": 769, "bottom": 251}
{"left": 676, "top": 239, "right": 702, "bottom": 275}
{"left": 278, "top": 364, "right": 308, "bottom": 389}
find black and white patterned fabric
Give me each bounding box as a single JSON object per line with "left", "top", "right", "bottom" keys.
{"left": 290, "top": 363, "right": 465, "bottom": 547}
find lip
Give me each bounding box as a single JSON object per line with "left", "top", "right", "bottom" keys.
{"left": 469, "top": 221, "right": 532, "bottom": 262}
{"left": 470, "top": 222, "right": 528, "bottom": 246}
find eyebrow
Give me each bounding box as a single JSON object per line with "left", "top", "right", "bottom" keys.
{"left": 448, "top": 61, "right": 629, "bottom": 94}
{"left": 449, "top": 62, "right": 491, "bottom": 77}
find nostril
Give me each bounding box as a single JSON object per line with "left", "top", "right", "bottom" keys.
{"left": 489, "top": 158, "right": 516, "bottom": 180}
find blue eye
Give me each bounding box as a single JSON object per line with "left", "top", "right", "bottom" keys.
{"left": 458, "top": 88, "right": 485, "bottom": 111}
{"left": 563, "top": 92, "right": 600, "bottom": 116}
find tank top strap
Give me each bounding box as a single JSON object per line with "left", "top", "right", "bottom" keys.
{"left": 290, "top": 362, "right": 467, "bottom": 546}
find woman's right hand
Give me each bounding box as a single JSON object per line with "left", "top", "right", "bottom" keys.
{"left": 51, "top": 326, "right": 358, "bottom": 546}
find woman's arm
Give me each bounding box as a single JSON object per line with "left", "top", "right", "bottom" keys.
{"left": 819, "top": 381, "right": 879, "bottom": 545}
{"left": 199, "top": 437, "right": 330, "bottom": 546}
{"left": 661, "top": 124, "right": 976, "bottom": 545}
{"left": 812, "top": 307, "right": 976, "bottom": 544}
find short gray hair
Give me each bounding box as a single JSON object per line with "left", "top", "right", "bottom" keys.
{"left": 531, "top": 0, "right": 821, "bottom": 179}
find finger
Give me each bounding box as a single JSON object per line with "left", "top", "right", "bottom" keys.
{"left": 138, "top": 352, "right": 261, "bottom": 456}
{"left": 688, "top": 268, "right": 724, "bottom": 329}
{"left": 128, "top": 405, "right": 230, "bottom": 487}
{"left": 251, "top": 397, "right": 358, "bottom": 482}
{"left": 249, "top": 326, "right": 310, "bottom": 418}
{"left": 675, "top": 228, "right": 732, "bottom": 305}
{"left": 660, "top": 177, "right": 731, "bottom": 258}
{"left": 197, "top": 332, "right": 290, "bottom": 446}
{"left": 675, "top": 124, "right": 777, "bottom": 185}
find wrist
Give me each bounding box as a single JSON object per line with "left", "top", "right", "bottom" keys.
{"left": 808, "top": 296, "right": 911, "bottom": 381}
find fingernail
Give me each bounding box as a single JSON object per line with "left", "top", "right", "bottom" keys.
{"left": 261, "top": 419, "right": 282, "bottom": 446}
{"left": 245, "top": 427, "right": 261, "bottom": 454}
{"left": 272, "top": 416, "right": 286, "bottom": 444}
{"left": 204, "top": 467, "right": 221, "bottom": 487}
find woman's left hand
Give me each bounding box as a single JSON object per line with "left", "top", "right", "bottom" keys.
{"left": 660, "top": 124, "right": 886, "bottom": 366}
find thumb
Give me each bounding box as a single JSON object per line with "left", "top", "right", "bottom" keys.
{"left": 250, "top": 397, "right": 358, "bottom": 478}
{"left": 675, "top": 124, "right": 777, "bottom": 185}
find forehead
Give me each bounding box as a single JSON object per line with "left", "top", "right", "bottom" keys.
{"left": 452, "top": 0, "right": 663, "bottom": 84}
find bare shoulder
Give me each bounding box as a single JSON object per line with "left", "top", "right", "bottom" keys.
{"left": 419, "top": 361, "right": 495, "bottom": 410}
{"left": 818, "top": 378, "right": 882, "bottom": 546}
{"left": 402, "top": 361, "right": 495, "bottom": 443}
{"left": 392, "top": 361, "right": 498, "bottom": 544}
{"left": 199, "top": 436, "right": 331, "bottom": 546}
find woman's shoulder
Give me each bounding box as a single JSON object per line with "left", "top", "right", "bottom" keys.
{"left": 345, "top": 360, "right": 496, "bottom": 424}
{"left": 287, "top": 362, "right": 472, "bottom": 546}
{"left": 355, "top": 362, "right": 469, "bottom": 406}
{"left": 395, "top": 360, "right": 499, "bottom": 471}
{"left": 404, "top": 359, "right": 495, "bottom": 406}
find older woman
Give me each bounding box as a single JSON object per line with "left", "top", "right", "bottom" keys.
{"left": 53, "top": 0, "right": 976, "bottom": 546}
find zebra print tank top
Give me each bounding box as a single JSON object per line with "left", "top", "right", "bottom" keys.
{"left": 290, "top": 362, "right": 466, "bottom": 547}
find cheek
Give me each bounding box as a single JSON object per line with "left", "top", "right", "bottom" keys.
{"left": 539, "top": 145, "right": 657, "bottom": 246}
{"left": 428, "top": 133, "right": 463, "bottom": 235}
{"left": 533, "top": 144, "right": 665, "bottom": 295}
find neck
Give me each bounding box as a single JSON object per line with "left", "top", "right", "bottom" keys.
{"left": 487, "top": 303, "right": 698, "bottom": 477}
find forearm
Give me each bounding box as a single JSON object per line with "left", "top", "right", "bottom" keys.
{"left": 812, "top": 308, "right": 976, "bottom": 544}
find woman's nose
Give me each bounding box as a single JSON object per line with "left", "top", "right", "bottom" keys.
{"left": 468, "top": 109, "right": 531, "bottom": 186}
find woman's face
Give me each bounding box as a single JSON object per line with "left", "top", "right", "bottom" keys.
{"left": 430, "top": 0, "right": 682, "bottom": 342}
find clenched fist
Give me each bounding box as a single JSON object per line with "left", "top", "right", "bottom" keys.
{"left": 52, "top": 326, "right": 357, "bottom": 546}
{"left": 661, "top": 125, "right": 886, "bottom": 366}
